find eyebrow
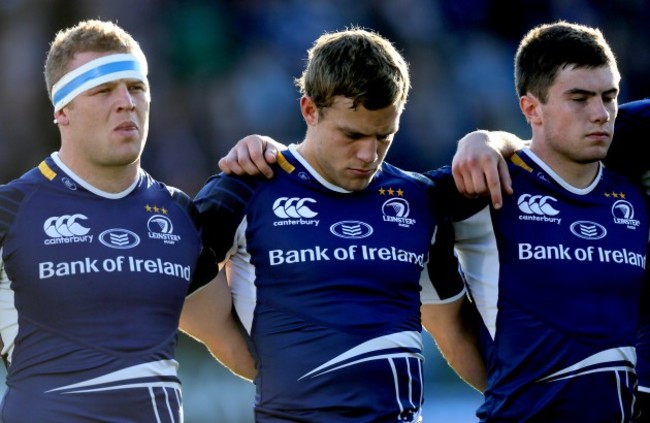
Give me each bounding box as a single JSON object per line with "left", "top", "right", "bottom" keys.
{"left": 341, "top": 126, "right": 397, "bottom": 138}
{"left": 564, "top": 87, "right": 619, "bottom": 96}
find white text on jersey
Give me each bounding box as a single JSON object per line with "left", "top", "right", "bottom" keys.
{"left": 269, "top": 244, "right": 425, "bottom": 267}
{"left": 39, "top": 256, "right": 191, "bottom": 281}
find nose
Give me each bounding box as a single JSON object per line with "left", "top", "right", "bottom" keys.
{"left": 357, "top": 137, "right": 379, "bottom": 164}
{"left": 591, "top": 98, "right": 612, "bottom": 123}
{"left": 116, "top": 84, "right": 135, "bottom": 110}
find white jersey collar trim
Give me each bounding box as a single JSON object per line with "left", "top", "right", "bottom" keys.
{"left": 288, "top": 144, "right": 352, "bottom": 193}
{"left": 51, "top": 152, "right": 139, "bottom": 199}
{"left": 521, "top": 147, "right": 602, "bottom": 195}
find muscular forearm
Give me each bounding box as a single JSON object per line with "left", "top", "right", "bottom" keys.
{"left": 179, "top": 275, "right": 257, "bottom": 381}
{"left": 421, "top": 300, "right": 486, "bottom": 392}
{"left": 184, "top": 316, "right": 257, "bottom": 381}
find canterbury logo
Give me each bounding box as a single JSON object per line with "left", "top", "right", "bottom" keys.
{"left": 44, "top": 214, "right": 90, "bottom": 237}
{"left": 272, "top": 197, "right": 318, "bottom": 219}
{"left": 517, "top": 194, "right": 559, "bottom": 216}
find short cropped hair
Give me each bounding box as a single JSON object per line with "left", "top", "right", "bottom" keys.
{"left": 44, "top": 19, "right": 146, "bottom": 99}
{"left": 295, "top": 27, "right": 411, "bottom": 114}
{"left": 515, "top": 21, "right": 619, "bottom": 103}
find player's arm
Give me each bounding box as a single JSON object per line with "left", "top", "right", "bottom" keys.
{"left": 179, "top": 271, "right": 256, "bottom": 381}
{"left": 421, "top": 218, "right": 486, "bottom": 391}
{"left": 422, "top": 298, "right": 486, "bottom": 392}
{"left": 218, "top": 135, "right": 287, "bottom": 178}
{"left": 452, "top": 130, "right": 527, "bottom": 209}
{"left": 0, "top": 259, "right": 14, "bottom": 360}
{"left": 636, "top": 262, "right": 650, "bottom": 394}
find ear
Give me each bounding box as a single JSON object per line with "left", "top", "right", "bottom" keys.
{"left": 53, "top": 108, "right": 70, "bottom": 126}
{"left": 519, "top": 94, "right": 542, "bottom": 126}
{"left": 300, "top": 96, "right": 319, "bottom": 126}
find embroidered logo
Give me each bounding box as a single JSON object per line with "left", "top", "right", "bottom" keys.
{"left": 99, "top": 229, "right": 140, "bottom": 249}
{"left": 272, "top": 197, "right": 319, "bottom": 227}
{"left": 611, "top": 200, "right": 640, "bottom": 229}
{"left": 569, "top": 221, "right": 607, "bottom": 240}
{"left": 147, "top": 214, "right": 181, "bottom": 244}
{"left": 43, "top": 214, "right": 93, "bottom": 245}
{"left": 330, "top": 221, "right": 374, "bottom": 239}
{"left": 382, "top": 198, "right": 415, "bottom": 228}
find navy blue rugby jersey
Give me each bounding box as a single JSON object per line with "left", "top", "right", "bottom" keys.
{"left": 194, "top": 144, "right": 465, "bottom": 423}
{"left": 0, "top": 153, "right": 211, "bottom": 422}
{"left": 609, "top": 99, "right": 650, "bottom": 397}
{"left": 451, "top": 148, "right": 649, "bottom": 422}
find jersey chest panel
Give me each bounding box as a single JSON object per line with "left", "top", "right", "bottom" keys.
{"left": 242, "top": 170, "right": 438, "bottom": 330}
{"left": 2, "top": 175, "right": 201, "bottom": 353}
{"left": 492, "top": 166, "right": 647, "bottom": 340}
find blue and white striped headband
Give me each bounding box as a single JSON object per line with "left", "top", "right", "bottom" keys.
{"left": 51, "top": 53, "right": 148, "bottom": 112}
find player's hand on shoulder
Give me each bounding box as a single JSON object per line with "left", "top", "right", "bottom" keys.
{"left": 452, "top": 130, "right": 515, "bottom": 210}
{"left": 218, "top": 134, "right": 285, "bottom": 179}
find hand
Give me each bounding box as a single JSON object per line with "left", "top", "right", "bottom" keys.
{"left": 451, "top": 131, "right": 515, "bottom": 209}
{"left": 218, "top": 134, "right": 286, "bottom": 178}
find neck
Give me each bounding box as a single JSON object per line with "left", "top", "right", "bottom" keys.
{"left": 528, "top": 145, "right": 599, "bottom": 189}
{"left": 55, "top": 151, "right": 140, "bottom": 193}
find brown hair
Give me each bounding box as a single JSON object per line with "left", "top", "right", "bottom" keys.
{"left": 295, "top": 27, "right": 410, "bottom": 114}
{"left": 515, "top": 20, "right": 618, "bottom": 103}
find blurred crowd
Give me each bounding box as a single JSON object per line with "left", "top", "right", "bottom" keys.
{"left": 1, "top": 0, "right": 649, "bottom": 195}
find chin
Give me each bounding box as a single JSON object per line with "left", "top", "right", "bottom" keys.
{"left": 111, "top": 152, "right": 141, "bottom": 167}
{"left": 350, "top": 182, "right": 372, "bottom": 192}
{"left": 585, "top": 146, "right": 608, "bottom": 161}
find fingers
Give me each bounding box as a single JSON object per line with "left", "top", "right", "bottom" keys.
{"left": 452, "top": 154, "right": 488, "bottom": 198}
{"left": 453, "top": 154, "right": 514, "bottom": 209}
{"left": 497, "top": 157, "right": 513, "bottom": 194}
{"left": 218, "top": 135, "right": 277, "bottom": 178}
{"left": 452, "top": 130, "right": 517, "bottom": 208}
{"left": 485, "top": 164, "right": 504, "bottom": 210}
{"left": 264, "top": 147, "right": 279, "bottom": 165}
{"left": 452, "top": 131, "right": 491, "bottom": 197}
{"left": 247, "top": 136, "right": 276, "bottom": 178}
{"left": 452, "top": 160, "right": 473, "bottom": 197}
{"left": 484, "top": 156, "right": 515, "bottom": 209}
